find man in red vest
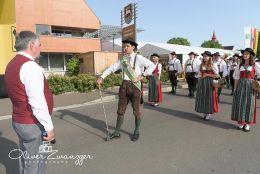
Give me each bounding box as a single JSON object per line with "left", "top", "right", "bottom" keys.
{"left": 5, "top": 31, "right": 55, "bottom": 174}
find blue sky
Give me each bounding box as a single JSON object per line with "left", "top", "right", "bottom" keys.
{"left": 86, "top": 0, "right": 260, "bottom": 49}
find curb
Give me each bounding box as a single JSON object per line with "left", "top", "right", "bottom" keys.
{"left": 0, "top": 86, "right": 186, "bottom": 121}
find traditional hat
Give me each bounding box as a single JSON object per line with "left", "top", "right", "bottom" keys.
{"left": 170, "top": 51, "right": 176, "bottom": 55}
{"left": 241, "top": 48, "right": 255, "bottom": 56}
{"left": 150, "top": 53, "right": 160, "bottom": 58}
{"left": 233, "top": 53, "right": 240, "bottom": 58}
{"left": 201, "top": 51, "right": 212, "bottom": 57}
{"left": 212, "top": 52, "right": 221, "bottom": 56}
{"left": 122, "top": 39, "right": 138, "bottom": 47}
{"left": 188, "top": 51, "right": 196, "bottom": 55}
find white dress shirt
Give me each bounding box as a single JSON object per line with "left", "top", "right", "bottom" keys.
{"left": 184, "top": 58, "right": 201, "bottom": 73}
{"left": 233, "top": 63, "right": 260, "bottom": 80}
{"left": 213, "top": 59, "right": 228, "bottom": 77}
{"left": 227, "top": 62, "right": 238, "bottom": 75}
{"left": 101, "top": 53, "right": 156, "bottom": 80}
{"left": 168, "top": 57, "right": 182, "bottom": 73}
{"left": 19, "top": 52, "right": 54, "bottom": 131}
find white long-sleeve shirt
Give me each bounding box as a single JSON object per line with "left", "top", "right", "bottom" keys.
{"left": 233, "top": 63, "right": 260, "bottom": 80}
{"left": 18, "top": 52, "right": 54, "bottom": 131}
{"left": 213, "top": 59, "right": 228, "bottom": 77}
{"left": 227, "top": 62, "right": 238, "bottom": 75}
{"left": 168, "top": 57, "right": 182, "bottom": 73}
{"left": 184, "top": 58, "right": 201, "bottom": 73}
{"left": 101, "top": 53, "right": 156, "bottom": 80}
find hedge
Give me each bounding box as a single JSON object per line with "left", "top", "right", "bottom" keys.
{"left": 48, "top": 73, "right": 123, "bottom": 95}
{"left": 48, "top": 71, "right": 171, "bottom": 95}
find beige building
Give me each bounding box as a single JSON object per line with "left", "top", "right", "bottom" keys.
{"left": 15, "top": 0, "right": 101, "bottom": 74}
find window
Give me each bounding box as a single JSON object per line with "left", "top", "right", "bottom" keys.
{"left": 37, "top": 53, "right": 74, "bottom": 72}
{"left": 38, "top": 54, "right": 49, "bottom": 71}
{"left": 51, "top": 29, "right": 63, "bottom": 36}
{"left": 36, "top": 24, "right": 50, "bottom": 35}
{"left": 49, "top": 54, "right": 64, "bottom": 71}
{"left": 65, "top": 54, "right": 73, "bottom": 63}
{"left": 71, "top": 31, "right": 83, "bottom": 37}
{"left": 64, "top": 30, "right": 72, "bottom": 37}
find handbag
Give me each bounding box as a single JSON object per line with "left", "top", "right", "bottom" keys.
{"left": 252, "top": 80, "right": 260, "bottom": 93}
{"left": 213, "top": 78, "right": 226, "bottom": 88}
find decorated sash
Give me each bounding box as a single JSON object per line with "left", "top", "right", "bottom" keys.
{"left": 120, "top": 56, "right": 141, "bottom": 91}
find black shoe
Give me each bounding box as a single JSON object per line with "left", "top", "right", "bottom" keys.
{"left": 109, "top": 132, "right": 121, "bottom": 139}
{"left": 131, "top": 133, "right": 140, "bottom": 142}
{"left": 201, "top": 115, "right": 210, "bottom": 121}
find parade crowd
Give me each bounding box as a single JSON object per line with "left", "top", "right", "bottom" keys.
{"left": 98, "top": 39, "right": 260, "bottom": 139}
{"left": 3, "top": 30, "right": 260, "bottom": 174}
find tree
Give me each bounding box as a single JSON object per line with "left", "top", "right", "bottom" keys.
{"left": 201, "top": 40, "right": 223, "bottom": 49}
{"left": 66, "top": 56, "right": 80, "bottom": 76}
{"left": 167, "top": 37, "right": 191, "bottom": 46}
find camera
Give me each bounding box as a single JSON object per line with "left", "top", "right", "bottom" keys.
{"left": 39, "top": 141, "right": 53, "bottom": 153}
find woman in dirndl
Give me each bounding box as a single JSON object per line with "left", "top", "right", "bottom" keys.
{"left": 148, "top": 53, "right": 163, "bottom": 106}
{"left": 195, "top": 51, "right": 219, "bottom": 120}
{"left": 231, "top": 48, "right": 260, "bottom": 132}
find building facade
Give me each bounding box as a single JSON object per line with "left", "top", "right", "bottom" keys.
{"left": 15, "top": 0, "right": 101, "bottom": 75}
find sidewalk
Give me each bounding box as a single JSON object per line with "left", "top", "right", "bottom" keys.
{"left": 0, "top": 82, "right": 187, "bottom": 116}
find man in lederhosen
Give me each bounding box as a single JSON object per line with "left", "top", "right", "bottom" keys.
{"left": 213, "top": 52, "right": 227, "bottom": 101}
{"left": 97, "top": 39, "right": 155, "bottom": 141}
{"left": 184, "top": 51, "right": 201, "bottom": 97}
{"left": 168, "top": 51, "right": 182, "bottom": 94}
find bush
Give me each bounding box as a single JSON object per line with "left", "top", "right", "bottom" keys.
{"left": 70, "top": 74, "right": 97, "bottom": 92}
{"left": 66, "top": 56, "right": 80, "bottom": 76}
{"left": 48, "top": 75, "right": 75, "bottom": 95}
{"left": 103, "top": 73, "right": 122, "bottom": 89}
{"left": 160, "top": 70, "right": 169, "bottom": 82}
{"left": 47, "top": 73, "right": 123, "bottom": 95}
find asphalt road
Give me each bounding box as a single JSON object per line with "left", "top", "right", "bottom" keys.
{"left": 0, "top": 88, "right": 260, "bottom": 174}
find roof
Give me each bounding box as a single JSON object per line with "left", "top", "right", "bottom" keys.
{"left": 84, "top": 25, "right": 144, "bottom": 41}
{"left": 124, "top": 39, "right": 236, "bottom": 53}
{"left": 223, "top": 46, "right": 235, "bottom": 50}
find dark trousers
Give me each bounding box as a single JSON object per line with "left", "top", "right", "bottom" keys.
{"left": 168, "top": 70, "right": 178, "bottom": 87}
{"left": 117, "top": 81, "right": 141, "bottom": 117}
{"left": 217, "top": 72, "right": 223, "bottom": 98}
{"left": 230, "top": 70, "right": 235, "bottom": 92}
{"left": 186, "top": 72, "right": 198, "bottom": 95}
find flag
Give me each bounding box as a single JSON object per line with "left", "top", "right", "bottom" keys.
{"left": 253, "top": 29, "right": 259, "bottom": 54}
{"left": 244, "top": 26, "right": 252, "bottom": 48}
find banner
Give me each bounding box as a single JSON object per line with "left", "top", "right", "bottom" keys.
{"left": 244, "top": 26, "right": 259, "bottom": 55}
{"left": 254, "top": 29, "right": 259, "bottom": 54}
{"left": 244, "top": 27, "right": 251, "bottom": 48}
